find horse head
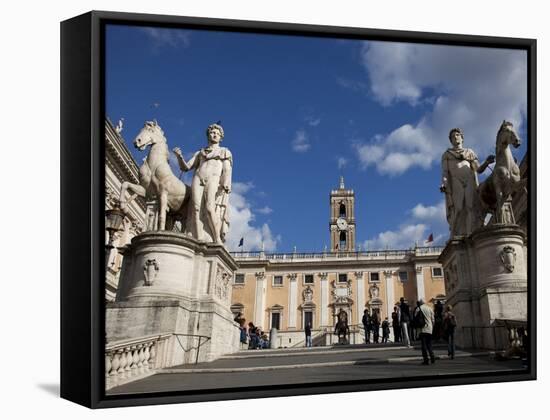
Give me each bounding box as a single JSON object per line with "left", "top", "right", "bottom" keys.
{"left": 497, "top": 120, "right": 521, "bottom": 151}
{"left": 134, "top": 120, "right": 166, "bottom": 151}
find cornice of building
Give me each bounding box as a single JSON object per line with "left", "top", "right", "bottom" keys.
{"left": 105, "top": 118, "right": 140, "bottom": 184}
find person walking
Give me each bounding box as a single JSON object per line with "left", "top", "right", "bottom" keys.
{"left": 399, "top": 297, "right": 412, "bottom": 348}
{"left": 443, "top": 305, "right": 457, "bottom": 359}
{"left": 372, "top": 311, "right": 380, "bottom": 343}
{"left": 305, "top": 322, "right": 313, "bottom": 348}
{"left": 381, "top": 318, "right": 390, "bottom": 343}
{"left": 414, "top": 299, "right": 435, "bottom": 365}
{"left": 362, "top": 309, "right": 371, "bottom": 344}
{"left": 433, "top": 300, "right": 444, "bottom": 340}
{"left": 391, "top": 306, "right": 401, "bottom": 343}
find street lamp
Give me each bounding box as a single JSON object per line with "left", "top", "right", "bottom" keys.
{"left": 105, "top": 207, "right": 125, "bottom": 248}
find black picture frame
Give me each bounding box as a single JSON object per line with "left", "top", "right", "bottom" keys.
{"left": 61, "top": 10, "right": 536, "bottom": 409}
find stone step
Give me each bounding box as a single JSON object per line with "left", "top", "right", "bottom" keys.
{"left": 163, "top": 350, "right": 491, "bottom": 374}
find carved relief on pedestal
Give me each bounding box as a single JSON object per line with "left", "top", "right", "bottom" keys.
{"left": 500, "top": 246, "right": 517, "bottom": 273}
{"left": 143, "top": 259, "right": 159, "bottom": 286}
{"left": 446, "top": 263, "right": 458, "bottom": 293}
{"left": 214, "top": 265, "right": 231, "bottom": 302}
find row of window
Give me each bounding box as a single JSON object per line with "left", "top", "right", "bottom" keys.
{"left": 234, "top": 268, "right": 443, "bottom": 285}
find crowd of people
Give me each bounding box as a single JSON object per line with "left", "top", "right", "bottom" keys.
{"left": 234, "top": 300, "right": 458, "bottom": 361}
{"left": 234, "top": 313, "right": 270, "bottom": 350}
{"left": 362, "top": 298, "right": 458, "bottom": 364}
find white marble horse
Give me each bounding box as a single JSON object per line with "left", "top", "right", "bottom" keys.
{"left": 479, "top": 120, "right": 525, "bottom": 224}
{"left": 119, "top": 120, "right": 190, "bottom": 231}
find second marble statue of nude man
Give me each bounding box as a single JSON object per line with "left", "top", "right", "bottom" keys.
{"left": 173, "top": 123, "right": 232, "bottom": 244}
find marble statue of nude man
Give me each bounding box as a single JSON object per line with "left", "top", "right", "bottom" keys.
{"left": 173, "top": 123, "right": 232, "bottom": 244}
{"left": 440, "top": 128, "right": 494, "bottom": 237}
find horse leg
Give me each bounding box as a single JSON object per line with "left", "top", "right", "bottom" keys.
{"left": 158, "top": 191, "right": 168, "bottom": 231}
{"left": 494, "top": 182, "right": 504, "bottom": 224}
{"left": 120, "top": 181, "right": 146, "bottom": 211}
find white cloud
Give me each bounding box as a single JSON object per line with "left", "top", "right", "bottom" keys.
{"left": 365, "top": 223, "right": 428, "bottom": 250}
{"left": 355, "top": 143, "right": 385, "bottom": 168}
{"left": 141, "top": 27, "right": 191, "bottom": 49}
{"left": 365, "top": 200, "right": 447, "bottom": 249}
{"left": 291, "top": 129, "right": 311, "bottom": 152}
{"left": 410, "top": 201, "right": 446, "bottom": 222}
{"left": 305, "top": 116, "right": 321, "bottom": 127}
{"left": 232, "top": 181, "right": 254, "bottom": 195}
{"left": 337, "top": 157, "right": 348, "bottom": 170}
{"left": 256, "top": 206, "right": 273, "bottom": 215}
{"left": 355, "top": 42, "right": 527, "bottom": 176}
{"left": 226, "top": 182, "right": 280, "bottom": 252}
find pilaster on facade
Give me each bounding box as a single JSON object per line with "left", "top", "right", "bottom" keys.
{"left": 355, "top": 271, "right": 365, "bottom": 322}
{"left": 288, "top": 273, "right": 298, "bottom": 329}
{"left": 415, "top": 265, "right": 426, "bottom": 302}
{"left": 254, "top": 272, "right": 267, "bottom": 329}
{"left": 384, "top": 270, "right": 394, "bottom": 318}
{"left": 319, "top": 272, "right": 329, "bottom": 326}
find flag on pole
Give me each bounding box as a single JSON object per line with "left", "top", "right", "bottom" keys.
{"left": 425, "top": 233, "right": 434, "bottom": 244}
{"left": 238, "top": 237, "right": 244, "bottom": 248}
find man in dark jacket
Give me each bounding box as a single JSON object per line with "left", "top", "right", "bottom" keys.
{"left": 362, "top": 309, "right": 371, "bottom": 344}
{"left": 372, "top": 311, "right": 380, "bottom": 343}
{"left": 391, "top": 306, "right": 401, "bottom": 342}
{"left": 399, "top": 297, "right": 412, "bottom": 347}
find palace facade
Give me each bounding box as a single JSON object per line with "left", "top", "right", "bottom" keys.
{"left": 229, "top": 178, "right": 445, "bottom": 346}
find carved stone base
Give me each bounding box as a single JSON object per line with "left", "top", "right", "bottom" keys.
{"left": 106, "top": 231, "right": 240, "bottom": 365}
{"left": 439, "top": 224, "right": 527, "bottom": 350}
{"left": 471, "top": 224, "right": 527, "bottom": 289}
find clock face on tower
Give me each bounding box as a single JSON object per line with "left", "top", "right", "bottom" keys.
{"left": 336, "top": 217, "right": 348, "bottom": 231}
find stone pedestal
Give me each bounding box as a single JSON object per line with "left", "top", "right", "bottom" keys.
{"left": 106, "top": 231, "right": 240, "bottom": 366}
{"left": 439, "top": 224, "right": 527, "bottom": 350}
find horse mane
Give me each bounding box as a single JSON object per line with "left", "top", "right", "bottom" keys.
{"left": 496, "top": 120, "right": 514, "bottom": 150}
{"left": 145, "top": 120, "right": 165, "bottom": 137}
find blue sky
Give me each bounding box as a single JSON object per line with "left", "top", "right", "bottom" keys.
{"left": 105, "top": 24, "right": 528, "bottom": 252}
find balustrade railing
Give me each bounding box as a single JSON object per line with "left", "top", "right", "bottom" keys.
{"left": 105, "top": 333, "right": 171, "bottom": 390}
{"left": 462, "top": 319, "right": 527, "bottom": 355}
{"left": 105, "top": 332, "right": 213, "bottom": 390}
{"left": 494, "top": 319, "right": 528, "bottom": 357}
{"left": 231, "top": 246, "right": 443, "bottom": 262}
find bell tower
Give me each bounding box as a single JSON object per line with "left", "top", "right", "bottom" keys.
{"left": 329, "top": 176, "right": 356, "bottom": 252}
